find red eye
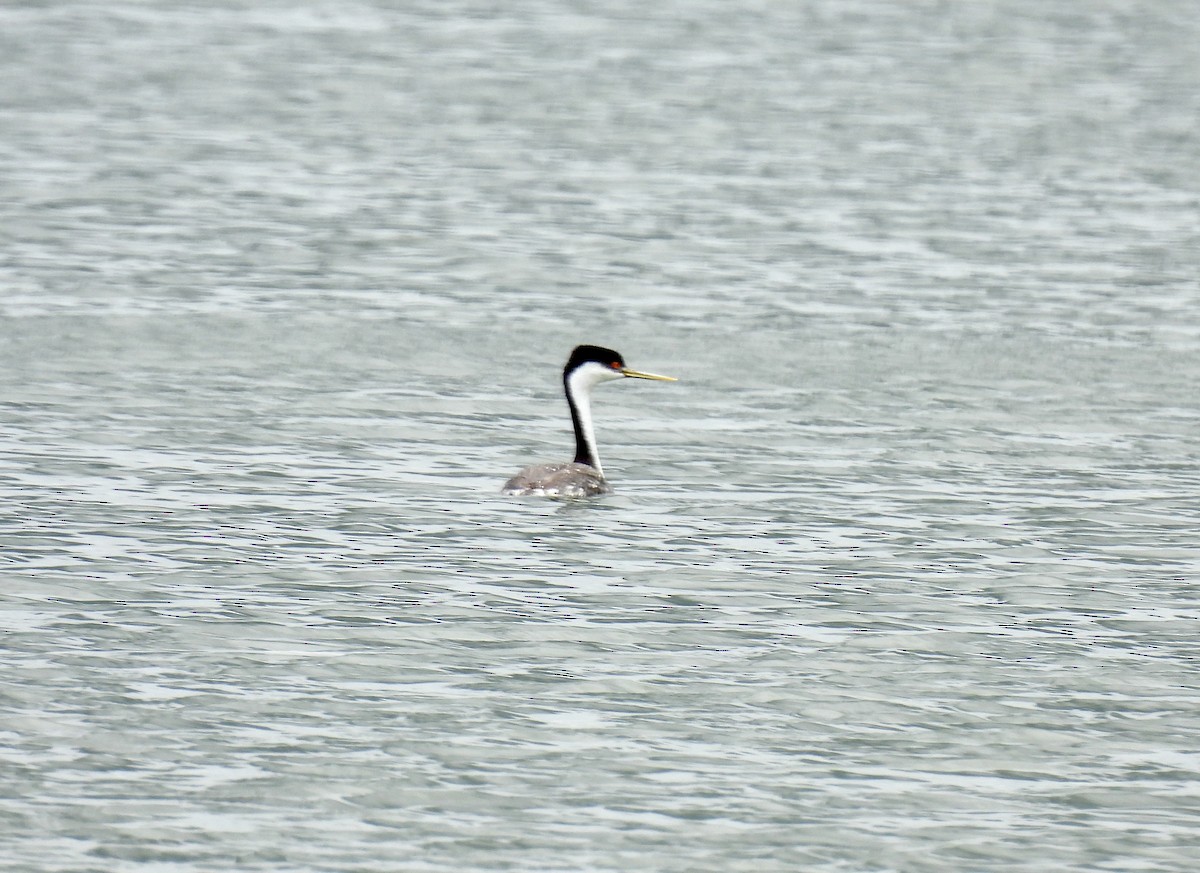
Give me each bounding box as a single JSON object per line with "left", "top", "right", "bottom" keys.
{"left": 610, "top": 361, "right": 621, "bottom": 369}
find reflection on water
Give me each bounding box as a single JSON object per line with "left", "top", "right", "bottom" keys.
{"left": 2, "top": 1, "right": 1199, "bottom": 871}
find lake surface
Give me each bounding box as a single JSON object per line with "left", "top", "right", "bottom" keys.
{"left": 2, "top": 1, "right": 1199, "bottom": 871}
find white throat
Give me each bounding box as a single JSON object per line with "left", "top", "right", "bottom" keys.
{"left": 565, "top": 362, "right": 623, "bottom": 476}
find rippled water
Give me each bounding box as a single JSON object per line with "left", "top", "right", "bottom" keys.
{"left": 3, "top": 1, "right": 1199, "bottom": 871}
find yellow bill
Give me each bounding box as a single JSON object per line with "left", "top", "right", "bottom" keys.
{"left": 620, "top": 368, "right": 677, "bottom": 381}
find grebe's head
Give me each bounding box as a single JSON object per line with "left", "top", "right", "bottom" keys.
{"left": 563, "top": 345, "right": 677, "bottom": 391}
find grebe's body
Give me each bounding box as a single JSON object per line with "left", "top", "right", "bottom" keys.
{"left": 502, "top": 461, "right": 611, "bottom": 499}
{"left": 502, "top": 345, "right": 676, "bottom": 498}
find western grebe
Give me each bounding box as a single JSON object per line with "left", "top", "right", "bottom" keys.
{"left": 502, "top": 345, "right": 677, "bottom": 498}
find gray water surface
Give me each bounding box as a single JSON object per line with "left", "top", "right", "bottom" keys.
{"left": 3, "top": 2, "right": 1200, "bottom": 871}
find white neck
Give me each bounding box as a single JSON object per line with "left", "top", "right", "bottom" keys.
{"left": 566, "top": 364, "right": 620, "bottom": 476}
